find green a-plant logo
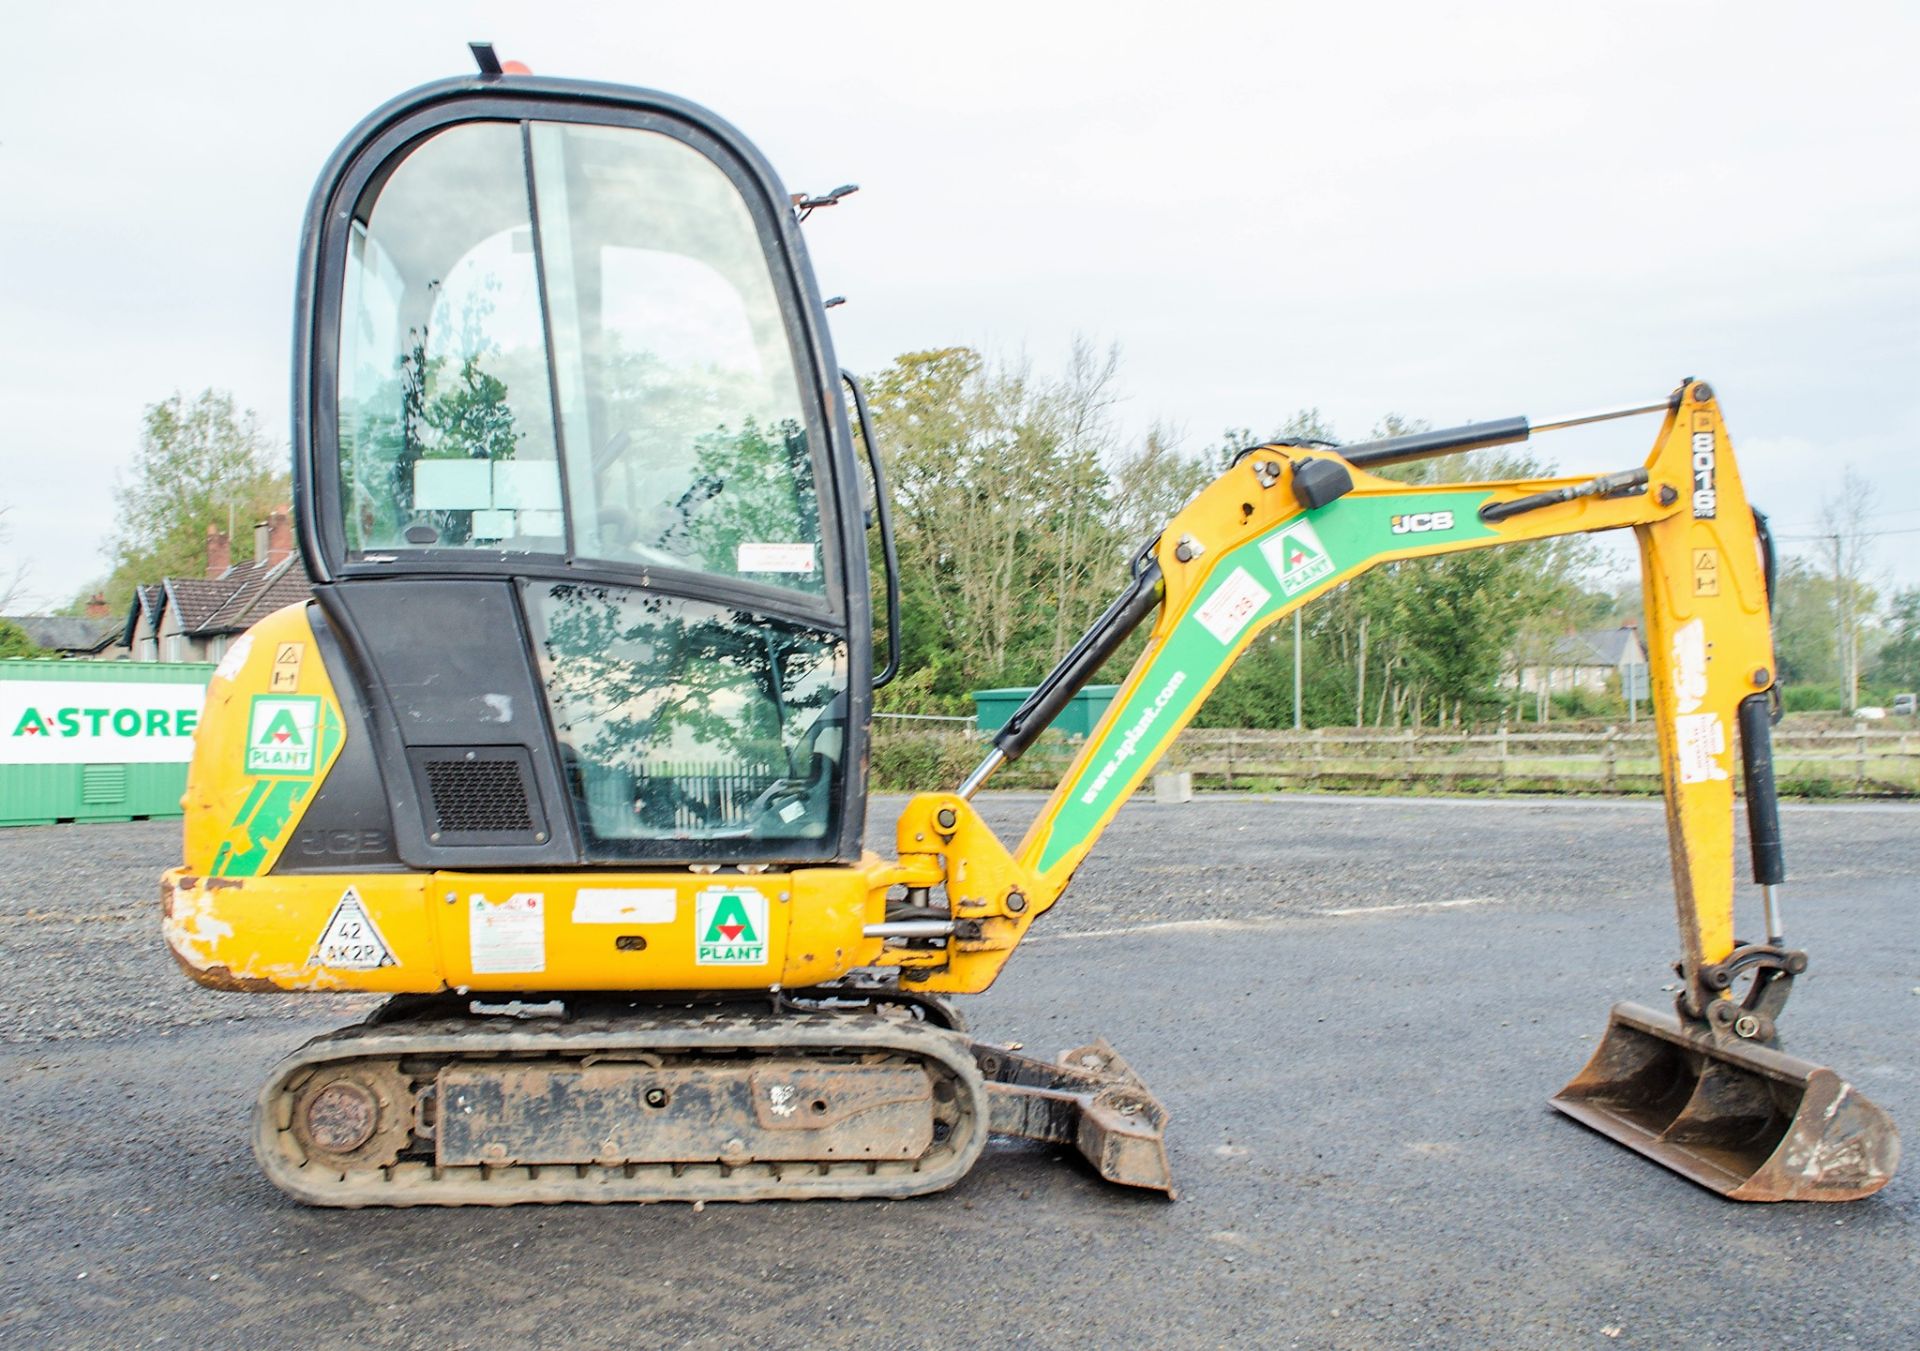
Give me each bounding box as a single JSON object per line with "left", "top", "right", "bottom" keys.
{"left": 1260, "top": 519, "right": 1336, "bottom": 597}
{"left": 695, "top": 887, "right": 769, "bottom": 966}
{"left": 245, "top": 695, "right": 320, "bottom": 776}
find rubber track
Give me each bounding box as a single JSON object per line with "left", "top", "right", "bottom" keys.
{"left": 252, "top": 1007, "right": 988, "bottom": 1207}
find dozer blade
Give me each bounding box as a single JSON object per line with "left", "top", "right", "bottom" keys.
{"left": 971, "top": 1038, "right": 1175, "bottom": 1195}
{"left": 1551, "top": 1002, "right": 1899, "bottom": 1202}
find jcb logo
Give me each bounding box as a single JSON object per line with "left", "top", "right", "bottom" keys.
{"left": 1390, "top": 511, "right": 1455, "bottom": 535}
{"left": 1691, "top": 430, "right": 1717, "bottom": 519}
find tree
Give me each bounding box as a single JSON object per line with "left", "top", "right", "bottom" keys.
{"left": 0, "top": 619, "right": 46, "bottom": 658}
{"left": 1816, "top": 468, "right": 1879, "bottom": 712}
{"left": 102, "top": 391, "right": 289, "bottom": 607}
{"left": 0, "top": 504, "right": 31, "bottom": 612}
{"left": 1770, "top": 556, "right": 1841, "bottom": 687}
{"left": 1870, "top": 589, "right": 1920, "bottom": 693}
{"left": 865, "top": 343, "right": 1165, "bottom": 704}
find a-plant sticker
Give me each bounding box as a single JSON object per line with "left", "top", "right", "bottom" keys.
{"left": 245, "top": 695, "right": 320, "bottom": 775}
{"left": 1260, "top": 519, "right": 1336, "bottom": 597}
{"left": 695, "top": 887, "right": 769, "bottom": 966}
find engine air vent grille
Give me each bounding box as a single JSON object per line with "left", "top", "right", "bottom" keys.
{"left": 425, "top": 758, "right": 531, "bottom": 832}
{"left": 407, "top": 746, "right": 547, "bottom": 846}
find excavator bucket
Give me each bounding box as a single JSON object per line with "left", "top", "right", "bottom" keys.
{"left": 1551, "top": 1002, "right": 1899, "bottom": 1201}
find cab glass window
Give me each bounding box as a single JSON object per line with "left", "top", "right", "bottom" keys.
{"left": 335, "top": 117, "right": 827, "bottom": 598}
{"left": 524, "top": 581, "right": 846, "bottom": 853}
{"left": 338, "top": 122, "right": 562, "bottom": 553}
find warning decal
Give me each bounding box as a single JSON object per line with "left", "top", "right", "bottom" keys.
{"left": 470, "top": 892, "right": 546, "bottom": 974}
{"left": 270, "top": 642, "right": 304, "bottom": 693}
{"left": 1692, "top": 549, "right": 1720, "bottom": 596}
{"left": 309, "top": 886, "right": 398, "bottom": 970}
{"left": 1259, "top": 520, "right": 1336, "bottom": 598}
{"left": 1196, "top": 567, "right": 1271, "bottom": 644}
{"left": 1676, "top": 712, "right": 1730, "bottom": 784}
{"left": 695, "top": 887, "right": 769, "bottom": 966}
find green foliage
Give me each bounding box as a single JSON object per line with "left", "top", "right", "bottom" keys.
{"left": 868, "top": 729, "right": 982, "bottom": 792}
{"left": 0, "top": 619, "right": 47, "bottom": 659}
{"left": 1546, "top": 686, "right": 1627, "bottom": 720}
{"left": 101, "top": 390, "right": 288, "bottom": 608}
{"left": 1780, "top": 682, "right": 1900, "bottom": 713}
{"left": 1869, "top": 589, "right": 1920, "bottom": 693}
{"left": 861, "top": 360, "right": 1620, "bottom": 732}
{"left": 1770, "top": 557, "right": 1842, "bottom": 686}
{"left": 864, "top": 341, "right": 1205, "bottom": 706}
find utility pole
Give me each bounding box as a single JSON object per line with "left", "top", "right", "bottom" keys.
{"left": 1292, "top": 609, "right": 1304, "bottom": 730}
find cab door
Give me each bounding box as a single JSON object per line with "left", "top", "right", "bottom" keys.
{"left": 288, "top": 74, "right": 871, "bottom": 870}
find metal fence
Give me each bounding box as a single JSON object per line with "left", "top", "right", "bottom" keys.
{"left": 588, "top": 760, "right": 785, "bottom": 830}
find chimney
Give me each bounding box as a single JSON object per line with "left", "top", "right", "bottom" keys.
{"left": 253, "top": 518, "right": 270, "bottom": 563}
{"left": 266, "top": 506, "right": 293, "bottom": 567}
{"left": 85, "top": 593, "right": 109, "bottom": 620}
{"left": 206, "top": 523, "right": 232, "bottom": 579}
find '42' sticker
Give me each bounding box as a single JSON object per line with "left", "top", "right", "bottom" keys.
{"left": 309, "top": 886, "right": 397, "bottom": 970}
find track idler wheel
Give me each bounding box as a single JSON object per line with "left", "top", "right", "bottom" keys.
{"left": 1551, "top": 1002, "right": 1899, "bottom": 1201}
{"left": 285, "top": 1062, "right": 415, "bottom": 1172}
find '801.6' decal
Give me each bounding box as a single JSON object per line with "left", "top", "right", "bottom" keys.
{"left": 1691, "top": 416, "right": 1718, "bottom": 519}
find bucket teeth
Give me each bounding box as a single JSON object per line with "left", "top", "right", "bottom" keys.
{"left": 1551, "top": 1002, "right": 1900, "bottom": 1202}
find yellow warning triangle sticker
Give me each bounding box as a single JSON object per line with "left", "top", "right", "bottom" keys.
{"left": 309, "top": 886, "right": 398, "bottom": 970}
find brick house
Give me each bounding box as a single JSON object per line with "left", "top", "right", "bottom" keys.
{"left": 0, "top": 595, "right": 124, "bottom": 659}
{"left": 123, "top": 508, "right": 312, "bottom": 663}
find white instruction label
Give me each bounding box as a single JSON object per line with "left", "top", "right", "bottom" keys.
{"left": 1672, "top": 618, "right": 1710, "bottom": 714}
{"left": 309, "top": 887, "right": 398, "bottom": 970}
{"left": 737, "top": 542, "right": 816, "bottom": 573}
{"left": 571, "top": 888, "right": 676, "bottom": 925}
{"left": 1675, "top": 712, "right": 1729, "bottom": 784}
{"left": 1196, "top": 567, "right": 1272, "bottom": 645}
{"left": 470, "top": 892, "right": 546, "bottom": 973}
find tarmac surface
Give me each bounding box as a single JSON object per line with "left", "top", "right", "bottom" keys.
{"left": 2, "top": 792, "right": 1915, "bottom": 1349}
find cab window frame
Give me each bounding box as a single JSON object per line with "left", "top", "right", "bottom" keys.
{"left": 298, "top": 91, "right": 851, "bottom": 633}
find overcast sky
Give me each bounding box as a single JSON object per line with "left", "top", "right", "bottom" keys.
{"left": 4, "top": 1, "right": 1917, "bottom": 608}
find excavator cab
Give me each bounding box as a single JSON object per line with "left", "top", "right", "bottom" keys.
{"left": 294, "top": 71, "right": 874, "bottom": 870}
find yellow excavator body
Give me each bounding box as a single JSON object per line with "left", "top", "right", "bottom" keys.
{"left": 161, "top": 54, "right": 1896, "bottom": 1207}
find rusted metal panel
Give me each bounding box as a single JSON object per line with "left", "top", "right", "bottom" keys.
{"left": 974, "top": 1037, "right": 1174, "bottom": 1195}
{"left": 435, "top": 1061, "right": 933, "bottom": 1167}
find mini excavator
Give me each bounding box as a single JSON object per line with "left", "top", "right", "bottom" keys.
{"left": 162, "top": 52, "right": 1898, "bottom": 1206}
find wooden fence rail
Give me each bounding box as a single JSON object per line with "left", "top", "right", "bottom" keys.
{"left": 870, "top": 722, "right": 1920, "bottom": 798}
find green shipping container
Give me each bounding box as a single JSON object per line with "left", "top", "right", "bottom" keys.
{"left": 971, "top": 684, "right": 1120, "bottom": 740}
{"left": 0, "top": 660, "right": 215, "bottom": 826}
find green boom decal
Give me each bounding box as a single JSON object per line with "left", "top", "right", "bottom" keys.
{"left": 1030, "top": 490, "right": 1494, "bottom": 873}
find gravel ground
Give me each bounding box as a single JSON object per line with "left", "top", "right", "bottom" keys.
{"left": 1, "top": 793, "right": 1914, "bottom": 1349}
